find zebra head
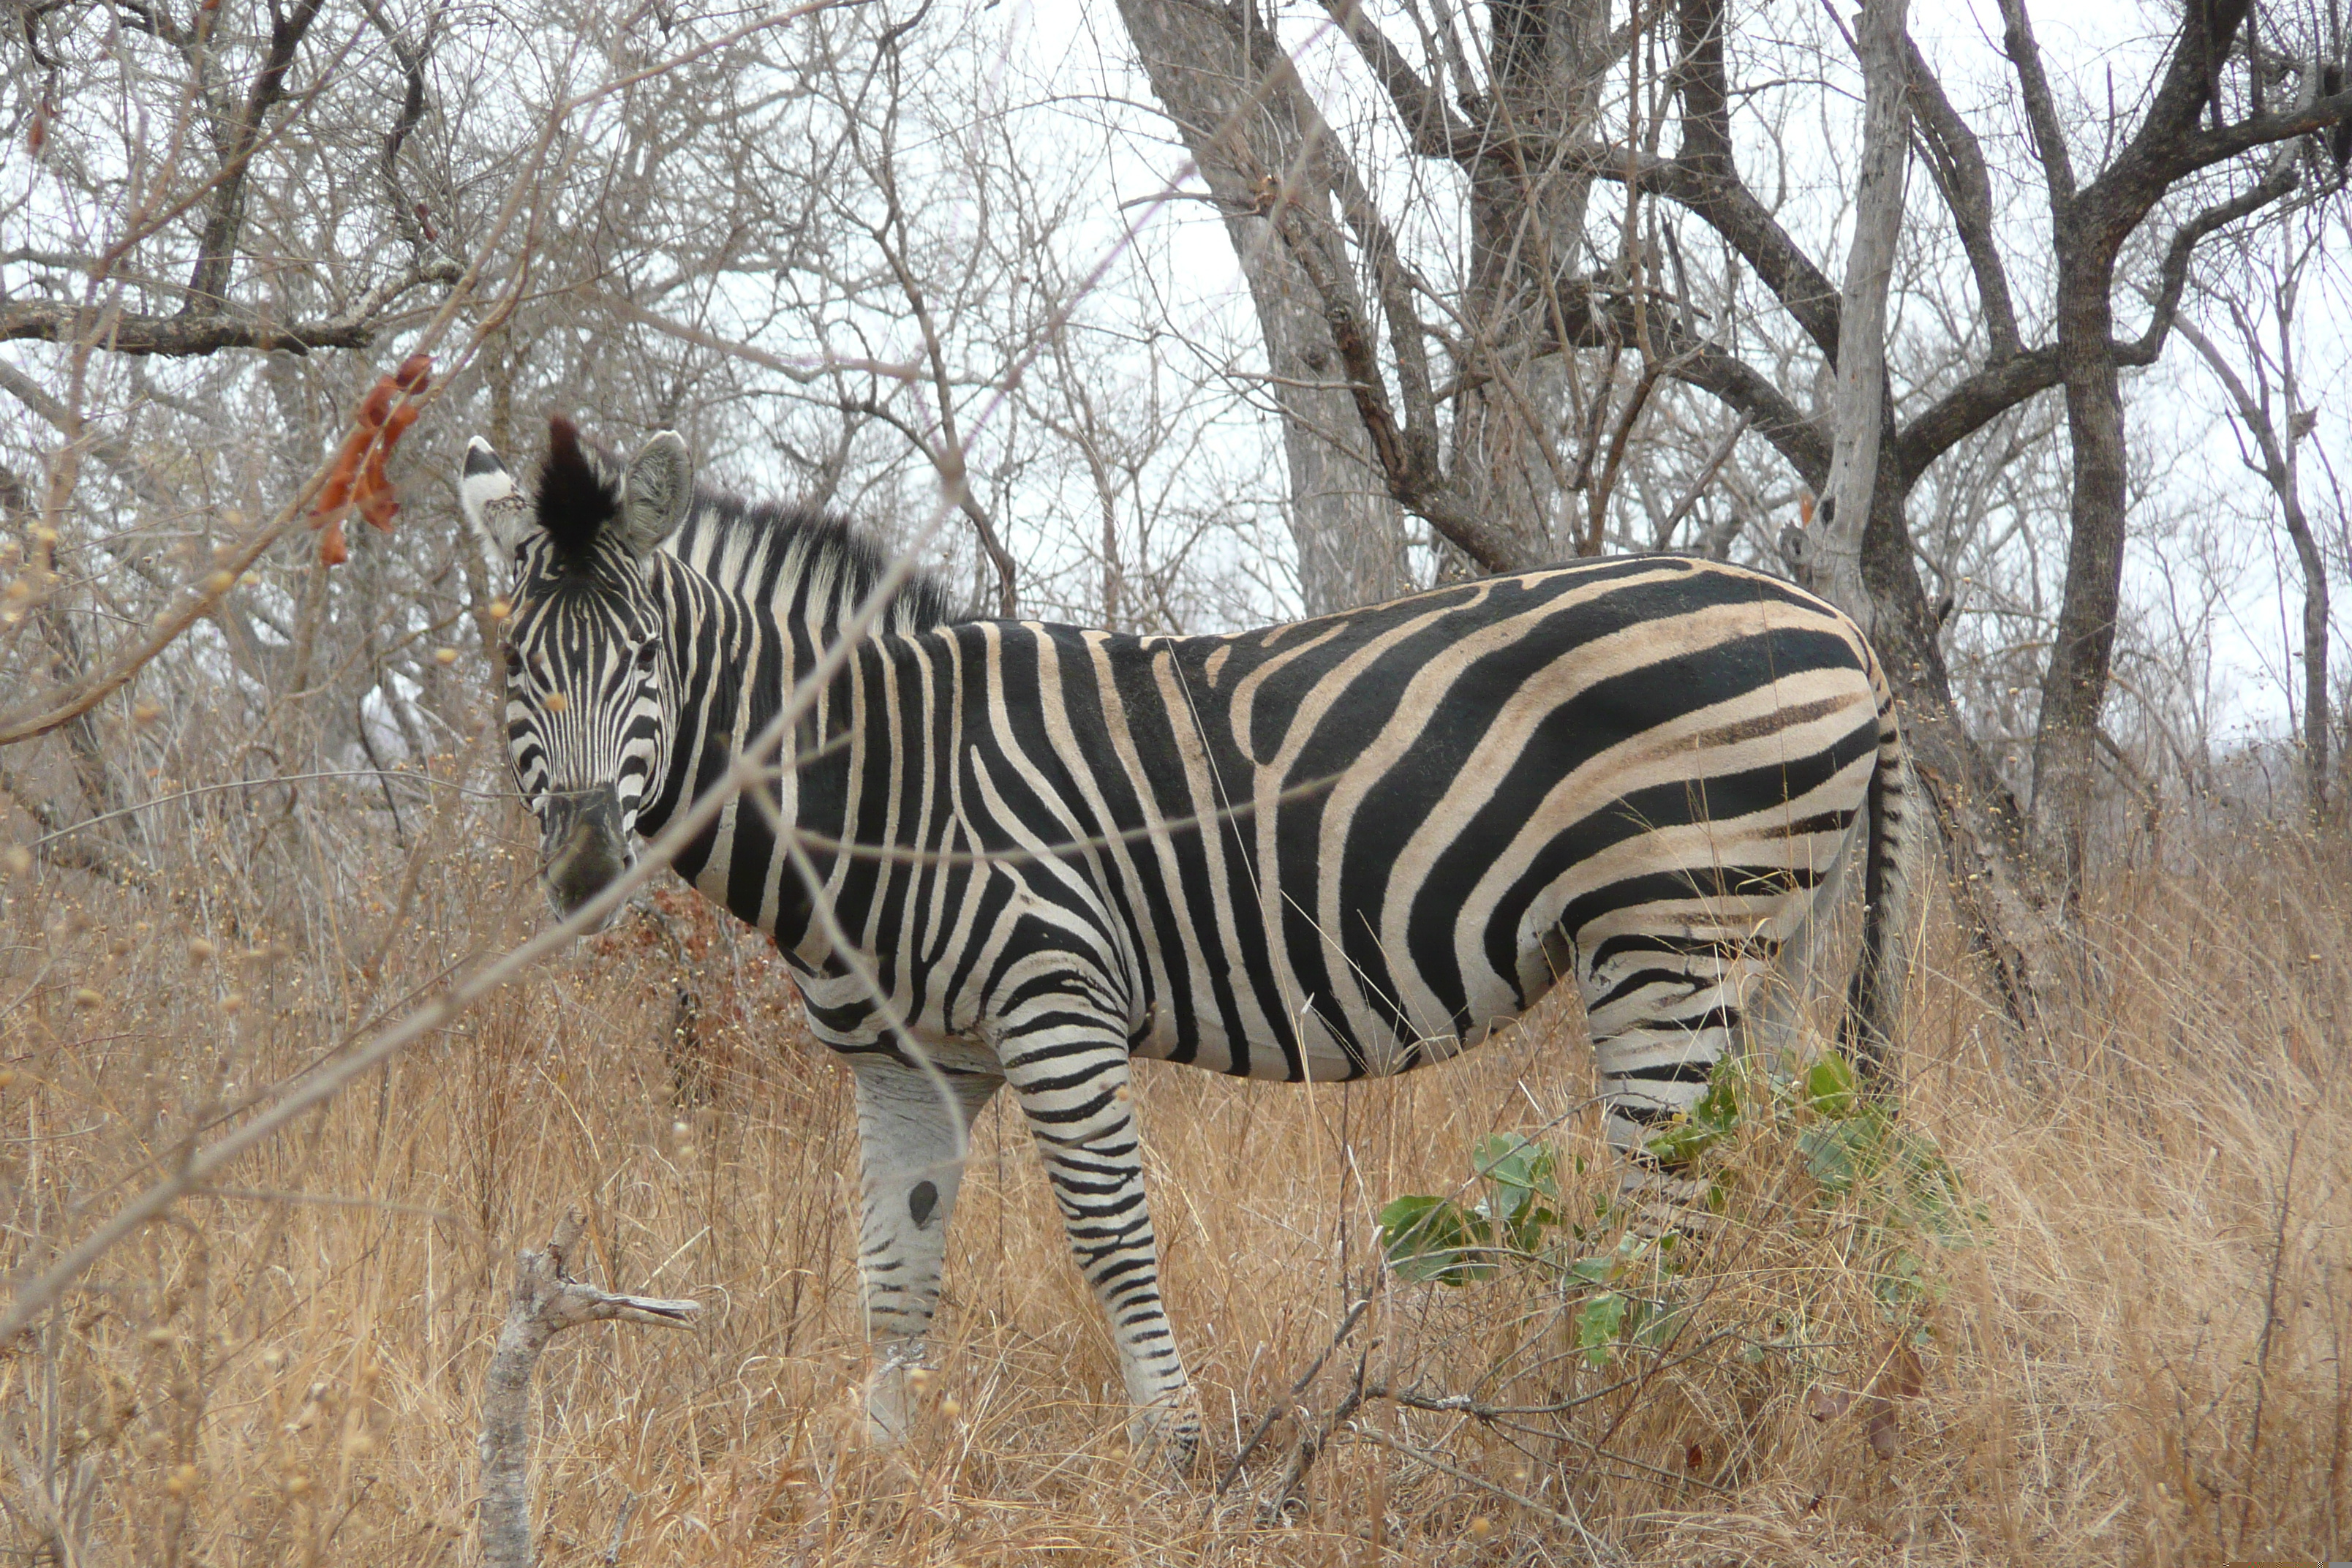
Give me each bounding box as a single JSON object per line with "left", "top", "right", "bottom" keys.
{"left": 459, "top": 416, "right": 693, "bottom": 927}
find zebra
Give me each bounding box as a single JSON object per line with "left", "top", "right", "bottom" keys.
{"left": 458, "top": 416, "right": 1915, "bottom": 1466}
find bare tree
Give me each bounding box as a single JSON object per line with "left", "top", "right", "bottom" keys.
{"left": 2174, "top": 208, "right": 2341, "bottom": 826}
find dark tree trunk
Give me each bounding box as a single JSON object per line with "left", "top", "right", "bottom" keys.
{"left": 2030, "top": 249, "right": 2131, "bottom": 897}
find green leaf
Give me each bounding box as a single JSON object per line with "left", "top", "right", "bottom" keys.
{"left": 1567, "top": 1251, "right": 1614, "bottom": 1286}
{"left": 1646, "top": 1067, "right": 1744, "bottom": 1168}
{"left": 1575, "top": 1292, "right": 1629, "bottom": 1366}
{"left": 1805, "top": 1054, "right": 1858, "bottom": 1119}
{"left": 1693, "top": 1070, "right": 1741, "bottom": 1133}
{"left": 1502, "top": 1204, "right": 1558, "bottom": 1254}
{"left": 1472, "top": 1133, "right": 1559, "bottom": 1202}
{"left": 1377, "top": 1194, "right": 1494, "bottom": 1286}
{"left": 1798, "top": 1120, "right": 1861, "bottom": 1192}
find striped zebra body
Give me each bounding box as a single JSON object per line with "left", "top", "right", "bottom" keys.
{"left": 461, "top": 422, "right": 1914, "bottom": 1464}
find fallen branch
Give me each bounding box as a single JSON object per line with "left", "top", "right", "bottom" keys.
{"left": 1354, "top": 1427, "right": 1616, "bottom": 1564}
{"left": 1215, "top": 1290, "right": 1373, "bottom": 1495}
{"left": 1267, "top": 1347, "right": 1369, "bottom": 1519}
{"left": 479, "top": 1209, "right": 699, "bottom": 1568}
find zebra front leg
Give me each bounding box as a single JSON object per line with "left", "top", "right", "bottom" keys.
{"left": 998, "top": 1025, "right": 1202, "bottom": 1469}
{"left": 846, "top": 1049, "right": 1003, "bottom": 1445}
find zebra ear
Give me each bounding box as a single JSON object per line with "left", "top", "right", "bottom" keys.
{"left": 618, "top": 430, "right": 693, "bottom": 558}
{"left": 460, "top": 437, "right": 534, "bottom": 559}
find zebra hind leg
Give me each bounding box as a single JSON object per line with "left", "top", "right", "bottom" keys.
{"left": 1580, "top": 933, "right": 1771, "bottom": 1237}
{"left": 845, "top": 1049, "right": 1003, "bottom": 1446}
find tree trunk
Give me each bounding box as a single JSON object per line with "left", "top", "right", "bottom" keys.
{"left": 2030, "top": 247, "right": 2130, "bottom": 898}
{"left": 1115, "top": 0, "right": 1411, "bottom": 615}
{"left": 1447, "top": 0, "right": 1611, "bottom": 566}
{"left": 2173, "top": 309, "right": 2333, "bottom": 826}
{"left": 2289, "top": 500, "right": 2332, "bottom": 824}
{"left": 1805, "top": 0, "right": 2065, "bottom": 1041}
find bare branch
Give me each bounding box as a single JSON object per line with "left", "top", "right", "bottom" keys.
{"left": 184, "top": 0, "right": 331, "bottom": 310}
{"left": 1315, "top": 0, "right": 1476, "bottom": 159}
{"left": 2117, "top": 162, "right": 2300, "bottom": 365}
{"left": 1993, "top": 0, "right": 2077, "bottom": 213}
{"left": 1904, "top": 34, "right": 2021, "bottom": 356}
{"left": 478, "top": 1210, "right": 699, "bottom": 1568}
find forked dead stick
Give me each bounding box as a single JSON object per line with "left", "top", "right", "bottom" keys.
{"left": 478, "top": 1209, "right": 700, "bottom": 1568}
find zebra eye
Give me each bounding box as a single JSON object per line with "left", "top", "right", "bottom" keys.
{"left": 634, "top": 640, "right": 660, "bottom": 671}
{"left": 503, "top": 646, "right": 524, "bottom": 679}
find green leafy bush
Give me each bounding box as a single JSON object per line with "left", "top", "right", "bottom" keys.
{"left": 1375, "top": 1052, "right": 1986, "bottom": 1365}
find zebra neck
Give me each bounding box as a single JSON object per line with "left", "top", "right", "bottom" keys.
{"left": 633, "top": 549, "right": 858, "bottom": 954}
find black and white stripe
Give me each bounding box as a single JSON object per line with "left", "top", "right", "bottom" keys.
{"left": 461, "top": 421, "right": 1914, "bottom": 1463}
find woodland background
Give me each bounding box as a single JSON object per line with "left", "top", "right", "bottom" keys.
{"left": 1, "top": 0, "right": 2348, "bottom": 1561}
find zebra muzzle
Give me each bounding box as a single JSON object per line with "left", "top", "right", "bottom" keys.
{"left": 540, "top": 785, "right": 632, "bottom": 925}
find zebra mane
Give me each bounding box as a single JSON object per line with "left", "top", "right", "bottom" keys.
{"left": 535, "top": 415, "right": 622, "bottom": 565}
{"left": 670, "top": 486, "right": 957, "bottom": 638}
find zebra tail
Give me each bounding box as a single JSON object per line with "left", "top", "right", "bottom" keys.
{"left": 1842, "top": 664, "right": 1914, "bottom": 1087}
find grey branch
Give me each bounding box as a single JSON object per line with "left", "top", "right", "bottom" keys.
{"left": 478, "top": 1209, "right": 700, "bottom": 1568}
{"left": 0, "top": 261, "right": 461, "bottom": 357}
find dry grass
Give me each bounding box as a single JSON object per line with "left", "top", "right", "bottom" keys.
{"left": 1, "top": 777, "right": 2346, "bottom": 1566}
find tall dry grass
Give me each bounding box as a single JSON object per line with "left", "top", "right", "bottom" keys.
{"left": 1, "top": 769, "right": 2345, "bottom": 1566}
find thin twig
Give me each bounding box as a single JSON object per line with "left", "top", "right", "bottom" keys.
{"left": 603, "top": 1491, "right": 641, "bottom": 1566}
{"left": 189, "top": 1186, "right": 456, "bottom": 1221}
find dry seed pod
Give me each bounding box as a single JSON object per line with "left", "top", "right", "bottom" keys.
{"left": 355, "top": 379, "right": 394, "bottom": 431}
{"left": 358, "top": 447, "right": 397, "bottom": 532}
{"left": 393, "top": 353, "right": 431, "bottom": 392}
{"left": 312, "top": 426, "right": 372, "bottom": 517}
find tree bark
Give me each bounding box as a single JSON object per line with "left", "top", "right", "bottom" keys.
{"left": 1115, "top": 0, "right": 1411, "bottom": 615}
{"left": 1812, "top": 0, "right": 1910, "bottom": 635}
{"left": 2029, "top": 246, "right": 2130, "bottom": 896}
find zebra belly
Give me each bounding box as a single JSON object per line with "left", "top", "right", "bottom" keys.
{"left": 1123, "top": 927, "right": 1567, "bottom": 1082}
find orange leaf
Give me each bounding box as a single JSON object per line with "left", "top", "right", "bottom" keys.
{"left": 381, "top": 401, "right": 421, "bottom": 448}
{"left": 393, "top": 353, "right": 432, "bottom": 393}
{"left": 318, "top": 516, "right": 348, "bottom": 566}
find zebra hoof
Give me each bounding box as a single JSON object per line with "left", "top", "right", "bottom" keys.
{"left": 862, "top": 1355, "right": 937, "bottom": 1448}
{"left": 1129, "top": 1391, "right": 1205, "bottom": 1474}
